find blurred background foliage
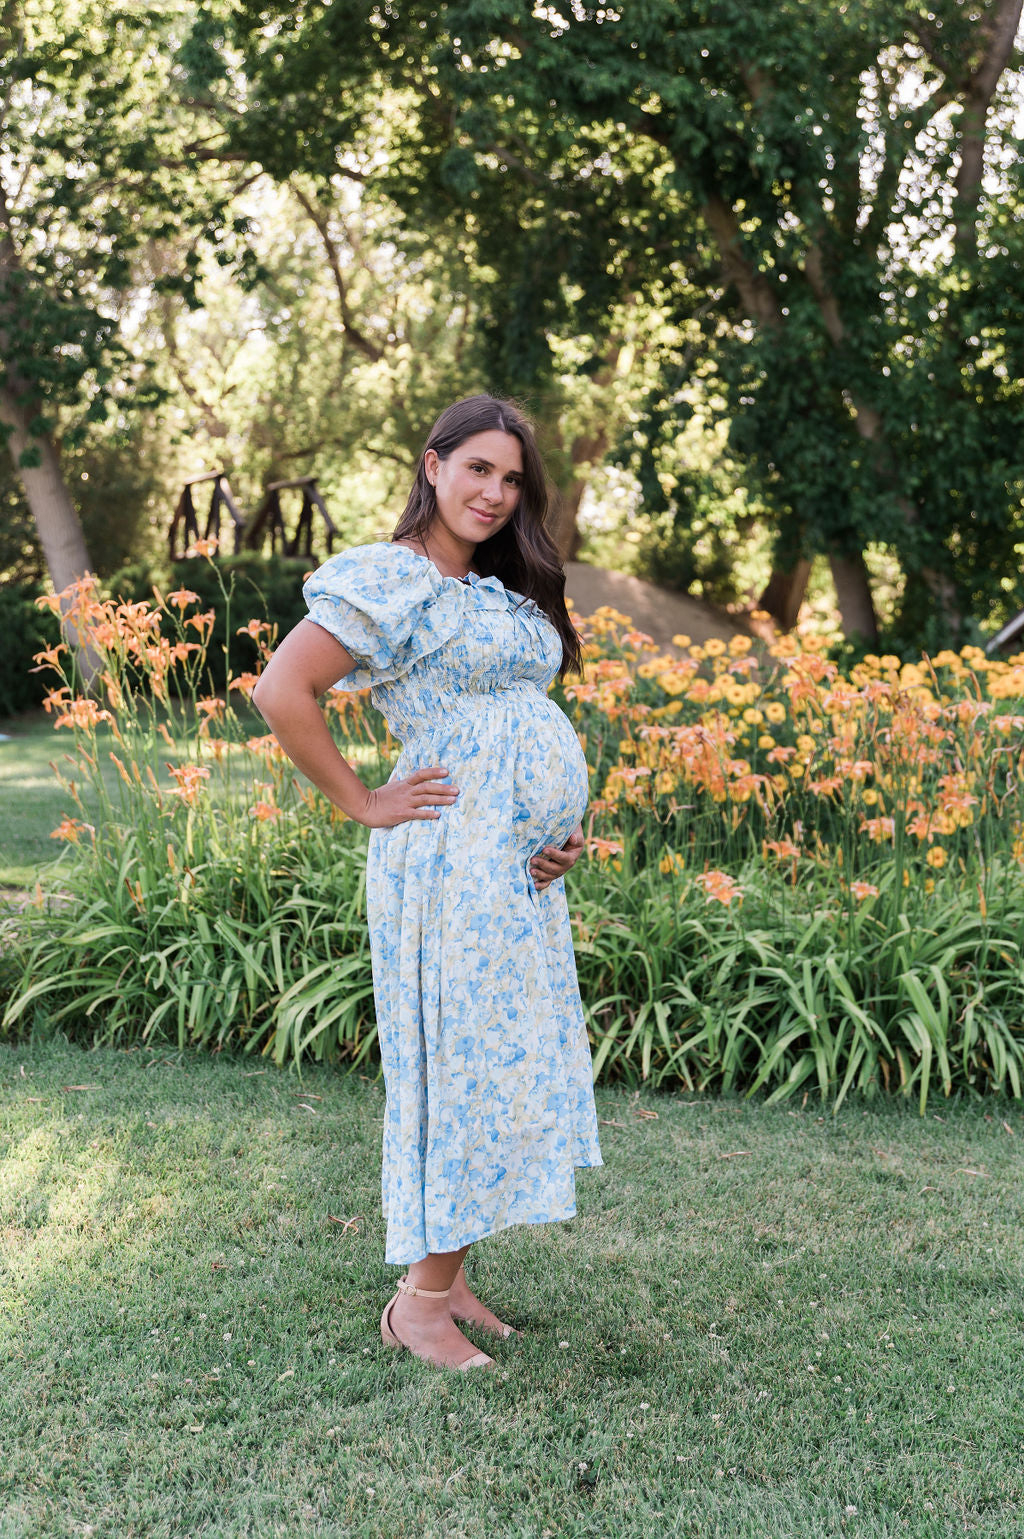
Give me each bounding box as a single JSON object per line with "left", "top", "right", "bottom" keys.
{"left": 2, "top": 0, "right": 1024, "bottom": 676}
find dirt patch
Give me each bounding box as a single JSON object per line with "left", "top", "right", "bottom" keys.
{"left": 565, "top": 562, "right": 760, "bottom": 650}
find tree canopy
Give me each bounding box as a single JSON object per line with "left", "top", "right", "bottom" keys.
{"left": 4, "top": 0, "right": 1024, "bottom": 654}
{"left": 230, "top": 0, "right": 1024, "bottom": 647}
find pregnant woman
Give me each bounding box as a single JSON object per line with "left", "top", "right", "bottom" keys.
{"left": 253, "top": 394, "right": 603, "bottom": 1372}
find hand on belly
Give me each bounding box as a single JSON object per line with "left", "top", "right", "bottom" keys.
{"left": 511, "top": 711, "right": 589, "bottom": 861}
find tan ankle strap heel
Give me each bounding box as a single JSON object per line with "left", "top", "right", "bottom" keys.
{"left": 395, "top": 1275, "right": 449, "bottom": 1300}
{"left": 380, "top": 1275, "right": 497, "bottom": 1371}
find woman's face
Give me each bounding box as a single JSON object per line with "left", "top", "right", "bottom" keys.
{"left": 424, "top": 429, "right": 523, "bottom": 545}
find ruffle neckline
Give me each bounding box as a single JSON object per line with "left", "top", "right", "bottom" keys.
{"left": 391, "top": 544, "right": 533, "bottom": 615}
{"left": 303, "top": 541, "right": 554, "bottom": 694}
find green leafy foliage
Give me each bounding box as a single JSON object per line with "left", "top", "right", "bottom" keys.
{"left": 6, "top": 587, "right": 1024, "bottom": 1109}
{"left": 107, "top": 554, "right": 315, "bottom": 692}
{"left": 226, "top": 0, "right": 1024, "bottom": 642}
{"left": 0, "top": 586, "right": 62, "bottom": 719}
{"left": 0, "top": 3, "right": 253, "bottom": 430}
{"left": 4, "top": 844, "right": 376, "bottom": 1068}
{"left": 570, "top": 855, "right": 1024, "bottom": 1112}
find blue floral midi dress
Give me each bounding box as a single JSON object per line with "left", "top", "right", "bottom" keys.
{"left": 303, "top": 541, "right": 603, "bottom": 1264}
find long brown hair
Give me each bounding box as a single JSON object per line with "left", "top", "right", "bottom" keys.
{"left": 391, "top": 394, "right": 583, "bottom": 677}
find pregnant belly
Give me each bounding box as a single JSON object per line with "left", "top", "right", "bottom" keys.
{"left": 391, "top": 687, "right": 589, "bottom": 866}
{"left": 509, "top": 696, "right": 589, "bottom": 856}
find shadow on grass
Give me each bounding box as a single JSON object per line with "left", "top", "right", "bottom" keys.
{"left": 2, "top": 1038, "right": 1023, "bottom": 1538}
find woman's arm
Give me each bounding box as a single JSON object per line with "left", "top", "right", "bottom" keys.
{"left": 252, "top": 620, "right": 459, "bottom": 828}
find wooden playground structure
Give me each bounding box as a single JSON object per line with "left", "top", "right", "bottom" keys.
{"left": 168, "top": 471, "right": 337, "bottom": 562}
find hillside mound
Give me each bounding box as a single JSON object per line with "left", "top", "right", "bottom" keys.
{"left": 564, "top": 561, "right": 758, "bottom": 650}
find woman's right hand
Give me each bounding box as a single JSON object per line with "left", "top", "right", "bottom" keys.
{"left": 359, "top": 766, "right": 460, "bottom": 827}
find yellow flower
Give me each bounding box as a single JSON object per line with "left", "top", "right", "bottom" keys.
{"left": 704, "top": 638, "right": 727, "bottom": 657}
{"left": 728, "top": 635, "right": 753, "bottom": 655}
{"left": 796, "top": 734, "right": 816, "bottom": 755}
{"left": 743, "top": 708, "right": 764, "bottom": 726}
{"left": 862, "top": 788, "right": 879, "bottom": 806}
{"left": 725, "top": 684, "right": 748, "bottom": 706}
{"left": 757, "top": 733, "right": 775, "bottom": 749}
{"left": 671, "top": 633, "right": 691, "bottom": 648}
{"left": 789, "top": 763, "right": 805, "bottom": 779}
{"left": 924, "top": 876, "right": 935, "bottom": 895}
{"left": 658, "top": 671, "right": 688, "bottom": 696}
{"left": 926, "top": 846, "right": 947, "bottom": 869}
{"left": 765, "top": 702, "right": 787, "bottom": 725}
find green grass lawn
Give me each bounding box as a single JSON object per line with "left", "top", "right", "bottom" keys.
{"left": 2, "top": 1039, "right": 1022, "bottom": 1538}
{"left": 0, "top": 713, "right": 97, "bottom": 888}
{"left": 0, "top": 709, "right": 261, "bottom": 891}
{"left": 0, "top": 709, "right": 382, "bottom": 892}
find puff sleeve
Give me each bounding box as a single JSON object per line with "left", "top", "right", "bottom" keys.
{"left": 302, "top": 543, "right": 463, "bottom": 691}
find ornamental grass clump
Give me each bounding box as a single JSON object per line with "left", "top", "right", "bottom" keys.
{"left": 559, "top": 608, "right": 1024, "bottom": 1107}
{"left": 3, "top": 554, "right": 387, "bottom": 1064}
{"left": 6, "top": 577, "right": 1024, "bottom": 1109}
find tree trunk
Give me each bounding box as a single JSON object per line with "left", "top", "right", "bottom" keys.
{"left": 0, "top": 385, "right": 100, "bottom": 681}
{"left": 551, "top": 477, "right": 586, "bottom": 562}
{"left": 829, "top": 552, "right": 879, "bottom": 646}
{"left": 951, "top": 0, "right": 1024, "bottom": 253}
{"left": 0, "top": 180, "right": 94, "bottom": 612}
{"left": 0, "top": 387, "right": 93, "bottom": 592}
{"left": 759, "top": 558, "right": 812, "bottom": 631}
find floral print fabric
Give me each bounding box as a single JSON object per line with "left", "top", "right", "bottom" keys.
{"left": 304, "top": 542, "right": 603, "bottom": 1264}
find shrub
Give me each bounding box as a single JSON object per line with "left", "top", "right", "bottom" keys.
{"left": 2, "top": 559, "right": 391, "bottom": 1064}
{"left": 0, "top": 585, "right": 62, "bottom": 719}
{"left": 106, "top": 552, "right": 314, "bottom": 692}
{"left": 5, "top": 577, "right": 1024, "bottom": 1108}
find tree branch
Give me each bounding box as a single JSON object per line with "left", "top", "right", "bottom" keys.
{"left": 953, "top": 0, "right": 1024, "bottom": 251}
{"left": 288, "top": 181, "right": 384, "bottom": 363}
{"left": 702, "top": 193, "right": 782, "bottom": 329}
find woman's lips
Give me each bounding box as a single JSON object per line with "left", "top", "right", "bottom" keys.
{"left": 471, "top": 508, "right": 499, "bottom": 522}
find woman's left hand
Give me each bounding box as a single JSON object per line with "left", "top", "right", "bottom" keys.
{"left": 530, "top": 823, "right": 585, "bottom": 893}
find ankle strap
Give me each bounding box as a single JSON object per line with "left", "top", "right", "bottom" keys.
{"left": 396, "top": 1275, "right": 449, "bottom": 1300}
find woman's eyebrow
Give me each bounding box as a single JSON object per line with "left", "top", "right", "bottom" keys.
{"left": 464, "top": 456, "right": 522, "bottom": 473}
